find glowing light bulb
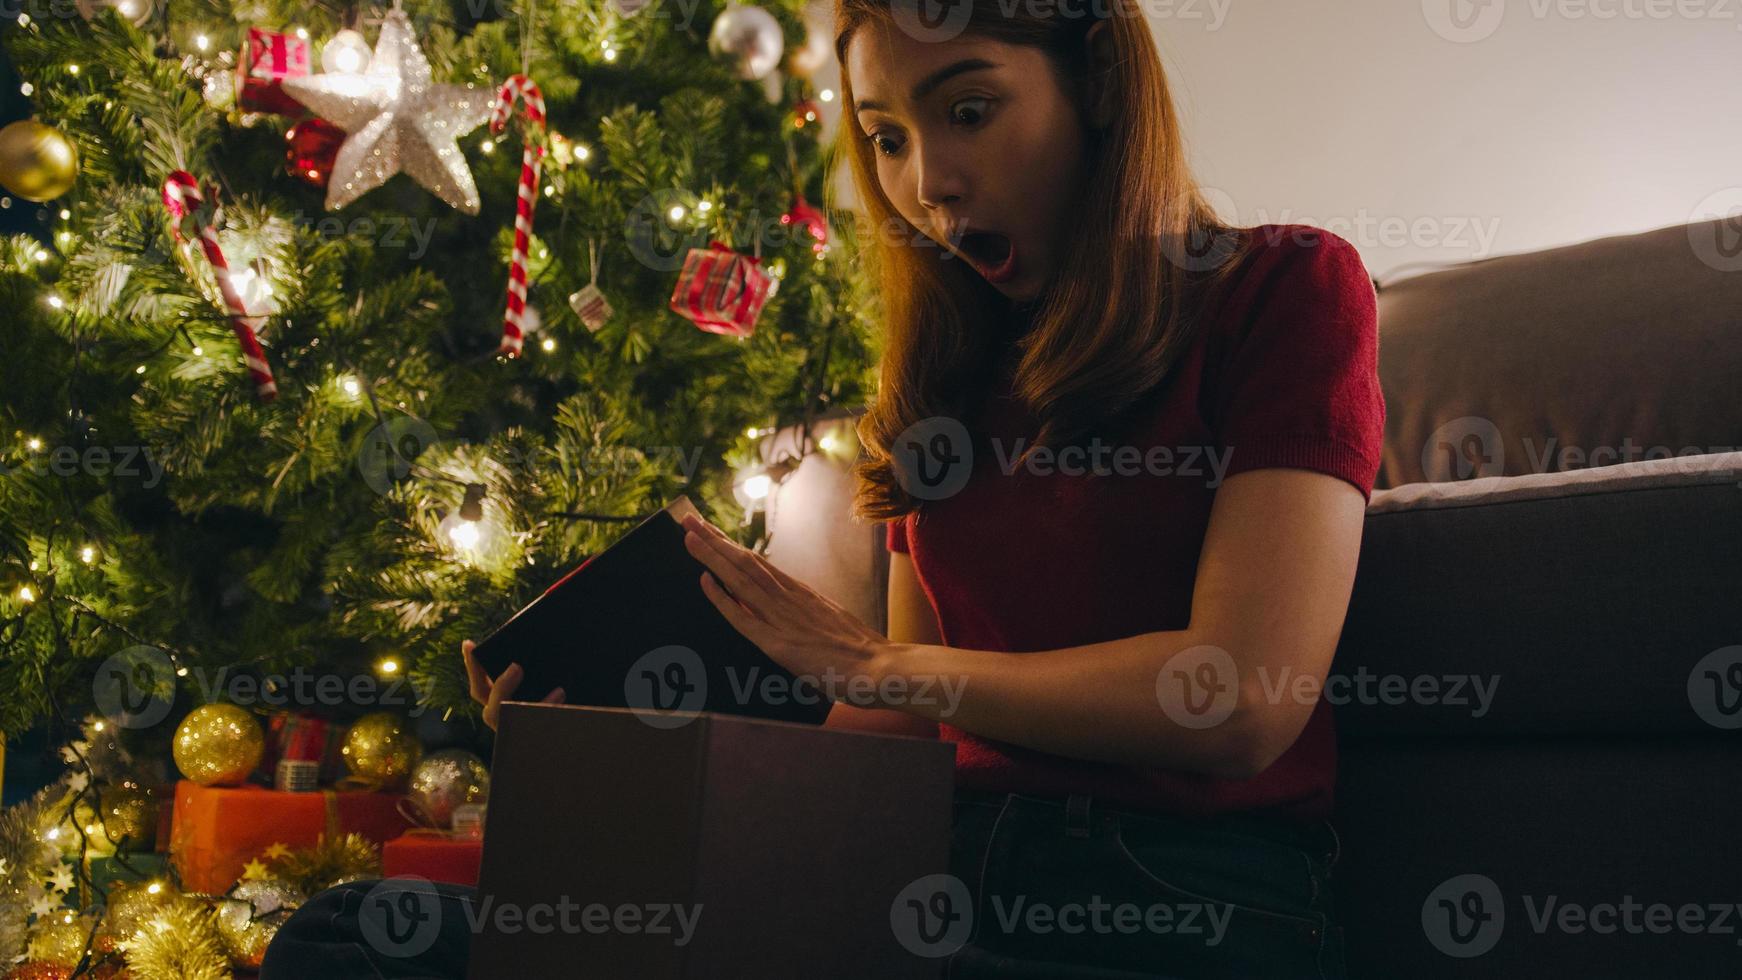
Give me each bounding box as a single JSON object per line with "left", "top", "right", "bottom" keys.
{"left": 480, "top": 140, "right": 494, "bottom": 154}
{"left": 191, "top": 345, "right": 203, "bottom": 356}
{"left": 668, "top": 205, "right": 686, "bottom": 223}
{"left": 26, "top": 437, "right": 41, "bottom": 451}
{"left": 741, "top": 474, "right": 771, "bottom": 501}
{"left": 342, "top": 376, "right": 361, "bottom": 397}
{"left": 46, "top": 295, "right": 64, "bottom": 309}
{"left": 17, "top": 586, "right": 35, "bottom": 603}
{"left": 80, "top": 546, "right": 95, "bottom": 564}
{"left": 447, "top": 521, "right": 480, "bottom": 549}
{"left": 377, "top": 656, "right": 400, "bottom": 675}
{"left": 820, "top": 89, "right": 835, "bottom": 102}
{"left": 819, "top": 434, "right": 838, "bottom": 453}
{"left": 575, "top": 144, "right": 590, "bottom": 161}
{"left": 540, "top": 337, "right": 556, "bottom": 352}
{"left": 194, "top": 34, "right": 208, "bottom": 50}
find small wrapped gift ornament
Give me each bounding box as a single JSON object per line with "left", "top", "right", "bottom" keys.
{"left": 284, "top": 118, "right": 345, "bottom": 188}
{"left": 275, "top": 758, "right": 319, "bottom": 792}
{"left": 568, "top": 283, "right": 613, "bottom": 332}
{"left": 668, "top": 239, "right": 773, "bottom": 339}
{"left": 236, "top": 28, "right": 312, "bottom": 116}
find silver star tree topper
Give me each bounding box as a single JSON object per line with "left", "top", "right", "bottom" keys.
{"left": 283, "top": 8, "right": 493, "bottom": 213}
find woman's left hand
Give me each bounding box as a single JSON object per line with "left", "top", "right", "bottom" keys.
{"left": 680, "top": 513, "right": 894, "bottom": 699}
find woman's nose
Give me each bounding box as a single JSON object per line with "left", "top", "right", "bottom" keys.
{"left": 914, "top": 149, "right": 967, "bottom": 212}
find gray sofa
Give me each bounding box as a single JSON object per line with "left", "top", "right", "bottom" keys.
{"left": 761, "top": 219, "right": 1742, "bottom": 978}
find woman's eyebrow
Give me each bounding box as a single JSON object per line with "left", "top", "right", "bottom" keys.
{"left": 854, "top": 58, "right": 1002, "bottom": 115}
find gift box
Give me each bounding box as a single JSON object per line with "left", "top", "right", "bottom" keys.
{"left": 383, "top": 832, "right": 483, "bottom": 887}
{"left": 169, "top": 781, "right": 411, "bottom": 892}
{"left": 667, "top": 240, "right": 773, "bottom": 339}
{"left": 236, "top": 28, "right": 311, "bottom": 116}
{"left": 466, "top": 704, "right": 955, "bottom": 979}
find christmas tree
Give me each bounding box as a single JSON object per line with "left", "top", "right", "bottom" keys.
{"left": 0, "top": 0, "right": 872, "bottom": 971}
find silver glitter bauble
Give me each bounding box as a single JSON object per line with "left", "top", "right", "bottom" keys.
{"left": 407, "top": 748, "right": 490, "bottom": 830}
{"left": 281, "top": 9, "right": 492, "bottom": 213}
{"left": 215, "top": 878, "right": 305, "bottom": 970}
{"left": 708, "top": 4, "right": 785, "bottom": 81}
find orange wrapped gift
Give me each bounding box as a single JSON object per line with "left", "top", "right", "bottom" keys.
{"left": 169, "top": 780, "right": 412, "bottom": 892}
{"left": 382, "top": 832, "right": 483, "bottom": 887}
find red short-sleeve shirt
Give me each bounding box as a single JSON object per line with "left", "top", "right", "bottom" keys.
{"left": 885, "top": 225, "right": 1385, "bottom": 822}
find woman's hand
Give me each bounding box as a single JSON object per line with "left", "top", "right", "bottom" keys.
{"left": 462, "top": 639, "right": 565, "bottom": 731}
{"left": 680, "top": 513, "right": 896, "bottom": 705}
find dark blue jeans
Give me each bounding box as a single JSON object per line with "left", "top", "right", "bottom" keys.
{"left": 261, "top": 790, "right": 1347, "bottom": 979}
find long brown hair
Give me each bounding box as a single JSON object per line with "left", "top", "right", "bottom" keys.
{"left": 833, "top": 0, "right": 1256, "bottom": 522}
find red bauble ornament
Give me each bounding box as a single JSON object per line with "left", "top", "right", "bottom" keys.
{"left": 285, "top": 118, "right": 346, "bottom": 189}
{"left": 781, "top": 194, "right": 829, "bottom": 255}
{"left": 2, "top": 963, "right": 73, "bottom": 980}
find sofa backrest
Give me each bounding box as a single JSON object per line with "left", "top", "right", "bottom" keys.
{"left": 1374, "top": 218, "right": 1742, "bottom": 488}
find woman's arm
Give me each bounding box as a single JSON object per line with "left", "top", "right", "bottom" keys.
{"left": 823, "top": 552, "right": 941, "bottom": 739}
{"left": 869, "top": 467, "right": 1366, "bottom": 779}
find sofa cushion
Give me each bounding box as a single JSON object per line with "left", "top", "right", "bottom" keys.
{"left": 1374, "top": 219, "right": 1742, "bottom": 488}
{"left": 1331, "top": 450, "right": 1742, "bottom": 737}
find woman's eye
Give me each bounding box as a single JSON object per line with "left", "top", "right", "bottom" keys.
{"left": 951, "top": 97, "right": 990, "bottom": 126}
{"left": 868, "top": 133, "right": 902, "bottom": 158}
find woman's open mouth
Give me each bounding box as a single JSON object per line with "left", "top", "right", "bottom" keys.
{"left": 957, "top": 229, "right": 1019, "bottom": 284}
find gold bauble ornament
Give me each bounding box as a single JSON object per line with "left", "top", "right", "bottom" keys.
{"left": 214, "top": 877, "right": 303, "bottom": 969}
{"left": 99, "top": 880, "right": 179, "bottom": 946}
{"left": 75, "top": 783, "right": 157, "bottom": 851}
{"left": 23, "top": 916, "right": 87, "bottom": 967}
{"left": 172, "top": 704, "right": 264, "bottom": 786}
{"left": 0, "top": 120, "right": 79, "bottom": 202}
{"left": 340, "top": 712, "right": 421, "bottom": 789}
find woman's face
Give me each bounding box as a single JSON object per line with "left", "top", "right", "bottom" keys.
{"left": 847, "top": 28, "right": 1101, "bottom": 303}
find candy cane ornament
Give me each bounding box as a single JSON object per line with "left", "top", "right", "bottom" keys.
{"left": 161, "top": 171, "right": 278, "bottom": 401}
{"left": 489, "top": 75, "right": 547, "bottom": 358}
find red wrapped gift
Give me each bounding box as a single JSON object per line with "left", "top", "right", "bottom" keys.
{"left": 169, "top": 780, "right": 411, "bottom": 892}
{"left": 668, "top": 240, "right": 773, "bottom": 339}
{"left": 253, "top": 711, "right": 346, "bottom": 785}
{"left": 383, "top": 832, "right": 483, "bottom": 887}
{"left": 236, "top": 28, "right": 312, "bottom": 116}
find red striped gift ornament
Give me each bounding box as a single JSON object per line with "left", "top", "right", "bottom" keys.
{"left": 667, "top": 240, "right": 774, "bottom": 339}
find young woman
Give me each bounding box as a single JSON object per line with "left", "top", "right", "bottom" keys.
{"left": 263, "top": 1, "right": 1380, "bottom": 977}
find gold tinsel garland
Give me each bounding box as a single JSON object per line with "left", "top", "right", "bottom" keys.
{"left": 263, "top": 832, "right": 382, "bottom": 895}
{"left": 118, "top": 899, "right": 231, "bottom": 980}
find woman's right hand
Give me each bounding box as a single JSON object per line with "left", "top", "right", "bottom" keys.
{"left": 462, "top": 639, "right": 565, "bottom": 731}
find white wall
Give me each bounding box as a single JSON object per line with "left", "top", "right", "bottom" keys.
{"left": 816, "top": 0, "right": 1736, "bottom": 280}
{"left": 1151, "top": 0, "right": 1741, "bottom": 279}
